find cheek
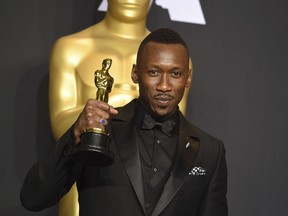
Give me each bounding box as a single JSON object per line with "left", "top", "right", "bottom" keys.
{"left": 139, "top": 82, "right": 153, "bottom": 99}
{"left": 173, "top": 80, "right": 187, "bottom": 93}
{"left": 139, "top": 77, "right": 157, "bottom": 91}
{"left": 173, "top": 85, "right": 187, "bottom": 102}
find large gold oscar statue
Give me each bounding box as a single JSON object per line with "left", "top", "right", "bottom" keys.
{"left": 49, "top": 1, "right": 192, "bottom": 216}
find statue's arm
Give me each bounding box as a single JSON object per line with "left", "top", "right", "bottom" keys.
{"left": 49, "top": 38, "right": 83, "bottom": 140}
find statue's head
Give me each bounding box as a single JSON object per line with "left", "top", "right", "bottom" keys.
{"left": 102, "top": 58, "right": 112, "bottom": 70}
{"left": 107, "top": 0, "right": 150, "bottom": 22}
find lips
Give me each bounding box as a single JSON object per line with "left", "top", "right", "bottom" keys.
{"left": 154, "top": 94, "right": 173, "bottom": 105}
{"left": 123, "top": 3, "right": 139, "bottom": 8}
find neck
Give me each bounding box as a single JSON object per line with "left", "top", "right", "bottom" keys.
{"left": 100, "top": 13, "right": 149, "bottom": 40}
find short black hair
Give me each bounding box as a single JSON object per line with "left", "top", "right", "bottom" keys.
{"left": 136, "top": 28, "right": 189, "bottom": 65}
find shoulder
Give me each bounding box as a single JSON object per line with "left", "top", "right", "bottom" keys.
{"left": 50, "top": 32, "right": 94, "bottom": 67}
{"left": 180, "top": 114, "right": 225, "bottom": 152}
{"left": 192, "top": 124, "right": 222, "bottom": 145}
{"left": 51, "top": 35, "right": 88, "bottom": 54}
{"left": 50, "top": 24, "right": 98, "bottom": 54}
{"left": 182, "top": 119, "right": 227, "bottom": 177}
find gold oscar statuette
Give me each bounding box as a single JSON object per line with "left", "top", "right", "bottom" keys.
{"left": 72, "top": 58, "right": 114, "bottom": 166}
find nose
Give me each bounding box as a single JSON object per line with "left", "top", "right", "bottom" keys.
{"left": 156, "top": 74, "right": 172, "bottom": 92}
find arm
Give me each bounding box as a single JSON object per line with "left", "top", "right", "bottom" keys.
{"left": 20, "top": 99, "right": 118, "bottom": 211}
{"left": 20, "top": 36, "right": 86, "bottom": 213}
{"left": 20, "top": 127, "right": 82, "bottom": 211}
{"left": 199, "top": 142, "right": 228, "bottom": 216}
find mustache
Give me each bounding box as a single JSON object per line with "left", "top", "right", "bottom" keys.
{"left": 154, "top": 93, "right": 174, "bottom": 99}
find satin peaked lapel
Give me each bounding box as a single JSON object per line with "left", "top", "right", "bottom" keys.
{"left": 112, "top": 115, "right": 146, "bottom": 213}
{"left": 151, "top": 115, "right": 200, "bottom": 216}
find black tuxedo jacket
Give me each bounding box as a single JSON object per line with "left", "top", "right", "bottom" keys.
{"left": 21, "top": 99, "right": 228, "bottom": 216}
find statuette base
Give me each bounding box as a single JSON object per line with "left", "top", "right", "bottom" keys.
{"left": 72, "top": 131, "right": 114, "bottom": 166}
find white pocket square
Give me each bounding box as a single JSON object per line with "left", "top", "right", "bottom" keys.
{"left": 189, "top": 167, "right": 206, "bottom": 176}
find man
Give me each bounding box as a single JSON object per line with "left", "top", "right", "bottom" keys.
{"left": 20, "top": 28, "right": 228, "bottom": 216}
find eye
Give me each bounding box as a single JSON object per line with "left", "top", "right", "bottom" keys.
{"left": 171, "top": 71, "right": 182, "bottom": 78}
{"left": 148, "top": 69, "right": 159, "bottom": 77}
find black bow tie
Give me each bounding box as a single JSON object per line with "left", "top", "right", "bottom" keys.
{"left": 141, "top": 114, "right": 176, "bottom": 136}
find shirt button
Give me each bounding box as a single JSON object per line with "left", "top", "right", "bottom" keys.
{"left": 156, "top": 139, "right": 161, "bottom": 144}
{"left": 153, "top": 167, "right": 158, "bottom": 172}
{"left": 145, "top": 202, "right": 150, "bottom": 208}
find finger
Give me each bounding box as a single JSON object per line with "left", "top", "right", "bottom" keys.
{"left": 89, "top": 99, "right": 118, "bottom": 115}
{"left": 109, "top": 106, "right": 118, "bottom": 115}
{"left": 99, "top": 118, "right": 107, "bottom": 125}
{"left": 82, "top": 100, "right": 118, "bottom": 129}
{"left": 85, "top": 114, "right": 106, "bottom": 129}
{"left": 90, "top": 99, "right": 111, "bottom": 111}
{"left": 83, "top": 100, "right": 108, "bottom": 119}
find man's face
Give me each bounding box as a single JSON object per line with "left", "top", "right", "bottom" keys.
{"left": 132, "top": 42, "right": 192, "bottom": 118}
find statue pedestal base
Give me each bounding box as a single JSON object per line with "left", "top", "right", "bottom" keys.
{"left": 72, "top": 131, "right": 114, "bottom": 166}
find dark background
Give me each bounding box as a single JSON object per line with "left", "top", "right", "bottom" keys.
{"left": 1, "top": 0, "right": 287, "bottom": 215}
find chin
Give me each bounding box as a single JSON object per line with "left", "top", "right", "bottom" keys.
{"left": 154, "top": 108, "right": 172, "bottom": 118}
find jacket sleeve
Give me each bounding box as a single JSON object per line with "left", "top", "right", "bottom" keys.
{"left": 199, "top": 141, "right": 228, "bottom": 216}
{"left": 20, "top": 126, "right": 83, "bottom": 211}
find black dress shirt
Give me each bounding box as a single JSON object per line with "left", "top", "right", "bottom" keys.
{"left": 134, "top": 100, "right": 180, "bottom": 215}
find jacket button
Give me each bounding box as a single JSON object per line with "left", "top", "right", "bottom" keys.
{"left": 145, "top": 202, "right": 150, "bottom": 208}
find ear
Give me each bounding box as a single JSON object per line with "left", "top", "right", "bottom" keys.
{"left": 185, "top": 68, "right": 192, "bottom": 88}
{"left": 186, "top": 59, "right": 193, "bottom": 88}
{"left": 131, "top": 64, "right": 138, "bottom": 83}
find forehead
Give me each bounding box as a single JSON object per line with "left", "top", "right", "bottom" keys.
{"left": 140, "top": 42, "right": 189, "bottom": 65}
